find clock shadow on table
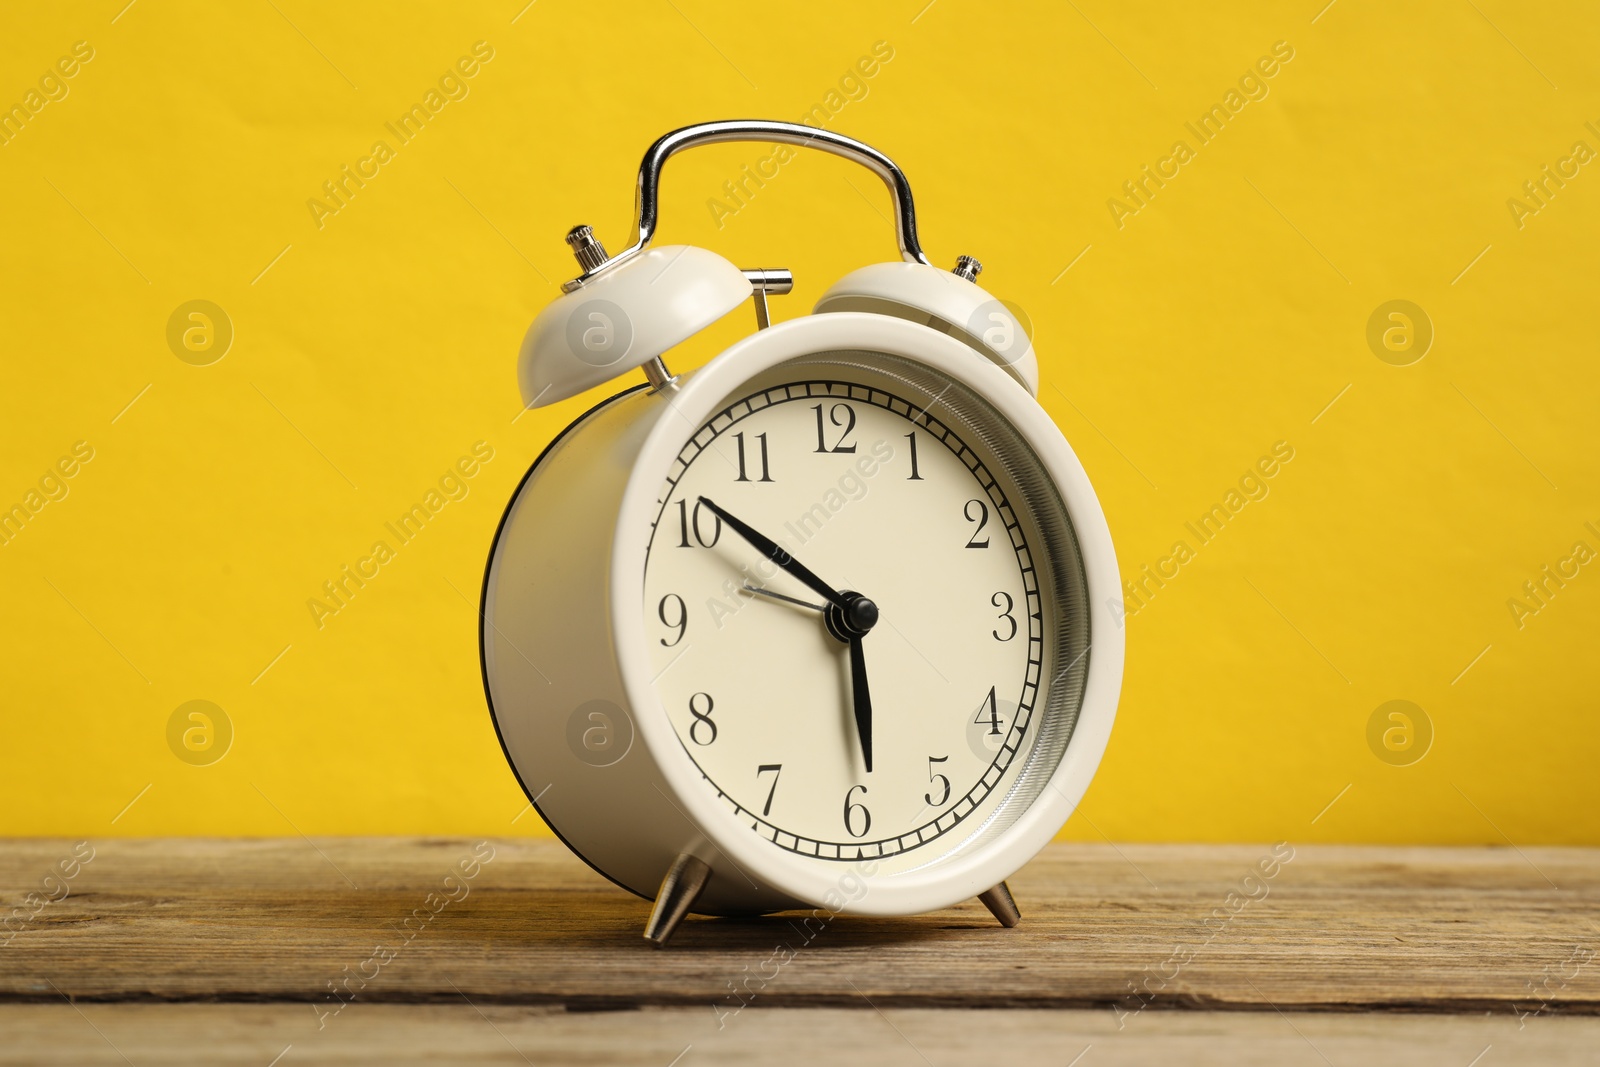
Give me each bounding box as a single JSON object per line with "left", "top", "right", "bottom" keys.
{"left": 692, "top": 911, "right": 989, "bottom": 948}
{"left": 441, "top": 888, "right": 987, "bottom": 952}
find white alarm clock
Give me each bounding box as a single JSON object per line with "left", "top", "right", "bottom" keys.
{"left": 480, "top": 121, "right": 1122, "bottom": 945}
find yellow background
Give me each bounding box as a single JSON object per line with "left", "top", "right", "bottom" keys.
{"left": 2, "top": 1, "right": 1596, "bottom": 844}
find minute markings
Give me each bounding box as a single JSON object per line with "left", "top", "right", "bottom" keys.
{"left": 644, "top": 380, "right": 1044, "bottom": 860}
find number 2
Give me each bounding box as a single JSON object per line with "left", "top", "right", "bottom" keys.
{"left": 964, "top": 499, "right": 990, "bottom": 548}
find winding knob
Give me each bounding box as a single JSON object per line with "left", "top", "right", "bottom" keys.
{"left": 565, "top": 225, "right": 611, "bottom": 272}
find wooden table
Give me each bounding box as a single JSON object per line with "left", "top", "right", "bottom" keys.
{"left": 2, "top": 838, "right": 1597, "bottom": 1064}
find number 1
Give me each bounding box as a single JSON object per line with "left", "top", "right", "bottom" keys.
{"left": 905, "top": 432, "right": 923, "bottom": 480}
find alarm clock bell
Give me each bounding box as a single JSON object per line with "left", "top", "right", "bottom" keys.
{"left": 516, "top": 120, "right": 1035, "bottom": 412}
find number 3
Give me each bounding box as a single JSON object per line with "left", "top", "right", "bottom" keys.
{"left": 991, "top": 591, "right": 1016, "bottom": 641}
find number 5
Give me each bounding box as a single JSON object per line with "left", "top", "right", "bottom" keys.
{"left": 924, "top": 756, "right": 950, "bottom": 807}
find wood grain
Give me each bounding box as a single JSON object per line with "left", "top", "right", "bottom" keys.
{"left": 2, "top": 1005, "right": 1597, "bottom": 1067}
{"left": 2, "top": 838, "right": 1597, "bottom": 1020}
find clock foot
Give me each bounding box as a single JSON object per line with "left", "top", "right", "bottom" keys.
{"left": 978, "top": 881, "right": 1021, "bottom": 928}
{"left": 643, "top": 853, "right": 712, "bottom": 948}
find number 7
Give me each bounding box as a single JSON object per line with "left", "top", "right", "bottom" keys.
{"left": 757, "top": 764, "right": 782, "bottom": 817}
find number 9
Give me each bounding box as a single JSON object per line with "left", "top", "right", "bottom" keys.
{"left": 658, "top": 593, "right": 687, "bottom": 647}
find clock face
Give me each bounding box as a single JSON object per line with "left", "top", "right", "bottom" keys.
{"left": 642, "top": 358, "right": 1089, "bottom": 873}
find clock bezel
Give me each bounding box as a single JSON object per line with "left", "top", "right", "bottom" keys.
{"left": 611, "top": 312, "right": 1123, "bottom": 916}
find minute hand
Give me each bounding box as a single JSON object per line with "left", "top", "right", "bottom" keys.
{"left": 696, "top": 497, "right": 849, "bottom": 611}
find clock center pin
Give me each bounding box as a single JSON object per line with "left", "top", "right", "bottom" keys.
{"left": 826, "top": 591, "right": 879, "bottom": 643}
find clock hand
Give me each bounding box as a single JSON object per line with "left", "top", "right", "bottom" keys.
{"left": 700, "top": 496, "right": 878, "bottom": 772}
{"left": 742, "top": 583, "right": 828, "bottom": 612}
{"left": 743, "top": 580, "right": 881, "bottom": 647}
{"left": 697, "top": 496, "right": 850, "bottom": 611}
{"left": 848, "top": 635, "right": 873, "bottom": 773}
{"left": 743, "top": 584, "right": 874, "bottom": 771}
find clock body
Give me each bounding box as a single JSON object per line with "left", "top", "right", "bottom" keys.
{"left": 481, "top": 311, "right": 1122, "bottom": 916}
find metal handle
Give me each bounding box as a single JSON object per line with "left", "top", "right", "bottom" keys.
{"left": 571, "top": 120, "right": 930, "bottom": 286}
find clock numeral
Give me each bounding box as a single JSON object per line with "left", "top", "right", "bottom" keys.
{"left": 675, "top": 499, "right": 722, "bottom": 548}
{"left": 964, "top": 499, "right": 991, "bottom": 548}
{"left": 733, "top": 431, "right": 773, "bottom": 483}
{"left": 992, "top": 591, "right": 1017, "bottom": 642}
{"left": 904, "top": 432, "right": 923, "bottom": 480}
{"left": 688, "top": 692, "right": 717, "bottom": 746}
{"left": 658, "top": 593, "right": 687, "bottom": 647}
{"left": 843, "top": 784, "right": 871, "bottom": 838}
{"left": 756, "top": 763, "right": 782, "bottom": 817}
{"left": 974, "top": 685, "right": 1003, "bottom": 737}
{"left": 924, "top": 755, "right": 950, "bottom": 807}
{"left": 812, "top": 403, "right": 857, "bottom": 453}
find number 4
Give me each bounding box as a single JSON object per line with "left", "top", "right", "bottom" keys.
{"left": 974, "top": 686, "right": 1002, "bottom": 736}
